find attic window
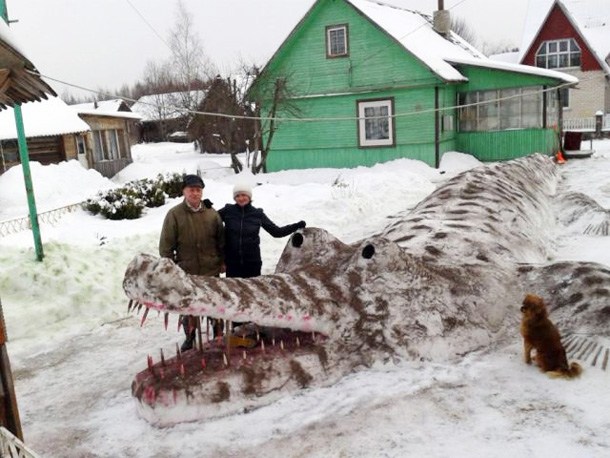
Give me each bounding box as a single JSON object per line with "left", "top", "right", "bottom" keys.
{"left": 536, "top": 38, "right": 581, "bottom": 69}
{"left": 357, "top": 99, "right": 394, "bottom": 147}
{"left": 326, "top": 24, "right": 348, "bottom": 58}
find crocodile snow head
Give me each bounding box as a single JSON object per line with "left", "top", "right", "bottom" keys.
{"left": 123, "top": 154, "right": 610, "bottom": 426}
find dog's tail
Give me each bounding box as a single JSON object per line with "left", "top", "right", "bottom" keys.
{"left": 547, "top": 362, "right": 583, "bottom": 379}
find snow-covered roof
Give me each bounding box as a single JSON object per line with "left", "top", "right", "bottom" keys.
{"left": 0, "top": 96, "right": 90, "bottom": 140}
{"left": 518, "top": 0, "right": 610, "bottom": 74}
{"left": 261, "top": 0, "right": 576, "bottom": 86}
{"left": 346, "top": 0, "right": 576, "bottom": 84}
{"left": 130, "top": 90, "right": 205, "bottom": 122}
{"left": 0, "top": 19, "right": 56, "bottom": 108}
{"left": 488, "top": 51, "right": 520, "bottom": 64}
{"left": 347, "top": 0, "right": 473, "bottom": 82}
{"left": 71, "top": 99, "right": 141, "bottom": 120}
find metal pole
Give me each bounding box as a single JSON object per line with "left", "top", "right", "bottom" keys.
{"left": 14, "top": 105, "right": 44, "bottom": 261}
{"left": 0, "top": 0, "right": 7, "bottom": 22}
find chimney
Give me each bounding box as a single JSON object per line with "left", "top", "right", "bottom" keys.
{"left": 433, "top": 0, "right": 450, "bottom": 36}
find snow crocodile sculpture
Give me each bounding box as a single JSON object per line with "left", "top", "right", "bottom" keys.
{"left": 123, "top": 154, "right": 610, "bottom": 426}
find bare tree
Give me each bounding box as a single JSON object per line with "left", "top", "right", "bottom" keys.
{"left": 169, "top": 0, "right": 214, "bottom": 117}
{"left": 141, "top": 61, "right": 179, "bottom": 139}
{"left": 451, "top": 16, "right": 478, "bottom": 47}
{"left": 248, "top": 72, "right": 301, "bottom": 174}
{"left": 481, "top": 41, "right": 519, "bottom": 57}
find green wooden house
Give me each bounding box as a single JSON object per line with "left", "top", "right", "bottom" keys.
{"left": 249, "top": 0, "right": 578, "bottom": 171}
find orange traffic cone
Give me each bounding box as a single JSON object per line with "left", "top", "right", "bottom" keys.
{"left": 555, "top": 150, "right": 566, "bottom": 164}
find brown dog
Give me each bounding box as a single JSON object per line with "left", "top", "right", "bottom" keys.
{"left": 520, "top": 294, "right": 582, "bottom": 378}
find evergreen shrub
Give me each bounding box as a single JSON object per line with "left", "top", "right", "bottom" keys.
{"left": 83, "top": 172, "right": 186, "bottom": 220}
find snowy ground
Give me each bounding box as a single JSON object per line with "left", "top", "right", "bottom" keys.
{"left": 0, "top": 141, "right": 609, "bottom": 457}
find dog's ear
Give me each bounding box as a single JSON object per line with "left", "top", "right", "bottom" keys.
{"left": 523, "top": 293, "right": 537, "bottom": 305}
{"left": 532, "top": 296, "right": 548, "bottom": 319}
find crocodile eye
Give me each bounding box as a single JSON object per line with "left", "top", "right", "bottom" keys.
{"left": 362, "top": 244, "right": 375, "bottom": 259}
{"left": 292, "top": 233, "right": 304, "bottom": 248}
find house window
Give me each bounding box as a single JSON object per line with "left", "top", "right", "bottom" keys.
{"left": 326, "top": 25, "right": 348, "bottom": 58}
{"left": 107, "top": 130, "right": 121, "bottom": 160}
{"left": 559, "top": 87, "right": 570, "bottom": 109}
{"left": 92, "top": 129, "right": 126, "bottom": 161}
{"left": 441, "top": 115, "right": 454, "bottom": 132}
{"left": 458, "top": 87, "right": 543, "bottom": 132}
{"left": 536, "top": 39, "right": 581, "bottom": 69}
{"left": 93, "top": 131, "right": 106, "bottom": 161}
{"left": 357, "top": 99, "right": 394, "bottom": 147}
{"left": 75, "top": 135, "right": 86, "bottom": 155}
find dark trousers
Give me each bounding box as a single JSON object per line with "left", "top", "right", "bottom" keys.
{"left": 226, "top": 261, "right": 262, "bottom": 279}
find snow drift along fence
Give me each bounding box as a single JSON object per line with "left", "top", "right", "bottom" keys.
{"left": 0, "top": 427, "right": 39, "bottom": 458}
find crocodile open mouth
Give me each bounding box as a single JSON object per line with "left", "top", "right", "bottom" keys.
{"left": 128, "top": 300, "right": 331, "bottom": 425}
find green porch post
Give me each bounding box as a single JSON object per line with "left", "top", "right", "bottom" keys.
{"left": 14, "top": 105, "right": 44, "bottom": 261}
{"left": 1, "top": 1, "right": 44, "bottom": 261}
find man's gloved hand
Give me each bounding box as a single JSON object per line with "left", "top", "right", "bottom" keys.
{"left": 203, "top": 198, "right": 213, "bottom": 209}
{"left": 296, "top": 220, "right": 306, "bottom": 229}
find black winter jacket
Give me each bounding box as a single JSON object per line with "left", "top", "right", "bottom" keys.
{"left": 218, "top": 203, "right": 303, "bottom": 267}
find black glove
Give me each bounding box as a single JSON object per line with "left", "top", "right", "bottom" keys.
{"left": 296, "top": 220, "right": 306, "bottom": 229}
{"left": 203, "top": 198, "right": 213, "bottom": 209}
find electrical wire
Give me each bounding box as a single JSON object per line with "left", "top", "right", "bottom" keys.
{"left": 123, "top": 0, "right": 173, "bottom": 52}
{"left": 38, "top": 70, "right": 579, "bottom": 123}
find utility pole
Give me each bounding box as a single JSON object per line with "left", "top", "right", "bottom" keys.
{"left": 1, "top": 0, "right": 44, "bottom": 261}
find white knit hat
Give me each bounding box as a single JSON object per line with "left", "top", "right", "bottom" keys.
{"left": 233, "top": 183, "right": 253, "bottom": 199}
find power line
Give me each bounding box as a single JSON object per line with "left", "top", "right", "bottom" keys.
{"left": 38, "top": 70, "right": 578, "bottom": 123}
{"left": 123, "top": 0, "right": 173, "bottom": 52}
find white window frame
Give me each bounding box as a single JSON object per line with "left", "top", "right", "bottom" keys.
{"left": 326, "top": 25, "right": 348, "bottom": 58}
{"left": 458, "top": 87, "right": 545, "bottom": 132}
{"left": 536, "top": 38, "right": 581, "bottom": 69}
{"left": 357, "top": 99, "right": 394, "bottom": 147}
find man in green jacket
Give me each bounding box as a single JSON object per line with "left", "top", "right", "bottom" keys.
{"left": 159, "top": 174, "right": 224, "bottom": 350}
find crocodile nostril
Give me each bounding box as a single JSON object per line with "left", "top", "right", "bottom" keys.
{"left": 362, "top": 244, "right": 375, "bottom": 259}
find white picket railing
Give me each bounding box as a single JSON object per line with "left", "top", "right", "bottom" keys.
{"left": 0, "top": 427, "right": 39, "bottom": 458}
{"left": 563, "top": 114, "right": 610, "bottom": 132}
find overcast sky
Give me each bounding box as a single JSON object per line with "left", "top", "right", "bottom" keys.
{"left": 7, "top": 0, "right": 530, "bottom": 100}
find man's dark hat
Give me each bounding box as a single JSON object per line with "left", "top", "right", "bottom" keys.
{"left": 183, "top": 174, "right": 204, "bottom": 189}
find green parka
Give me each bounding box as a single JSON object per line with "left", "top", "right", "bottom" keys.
{"left": 159, "top": 200, "right": 224, "bottom": 276}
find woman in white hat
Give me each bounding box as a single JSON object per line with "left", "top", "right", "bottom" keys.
{"left": 218, "top": 182, "right": 306, "bottom": 278}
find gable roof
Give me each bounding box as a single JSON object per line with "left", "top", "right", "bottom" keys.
{"left": 71, "top": 99, "right": 141, "bottom": 120}
{"left": 258, "top": 0, "right": 577, "bottom": 88}
{"left": 0, "top": 96, "right": 90, "bottom": 140}
{"left": 518, "top": 0, "right": 610, "bottom": 74}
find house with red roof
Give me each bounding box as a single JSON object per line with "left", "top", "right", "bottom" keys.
{"left": 515, "top": 0, "right": 610, "bottom": 122}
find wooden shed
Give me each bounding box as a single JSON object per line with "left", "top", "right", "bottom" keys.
{"left": 71, "top": 99, "right": 141, "bottom": 177}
